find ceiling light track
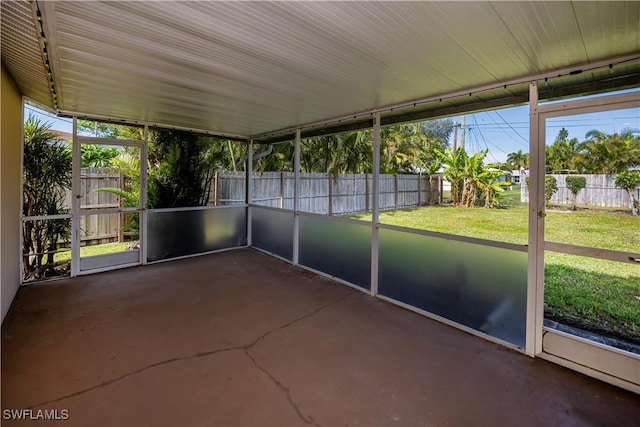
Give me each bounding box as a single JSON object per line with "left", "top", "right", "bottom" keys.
{"left": 30, "top": 0, "right": 59, "bottom": 112}
{"left": 252, "top": 53, "right": 640, "bottom": 142}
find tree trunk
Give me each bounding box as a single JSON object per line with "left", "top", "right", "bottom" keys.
{"left": 22, "top": 222, "right": 33, "bottom": 275}
{"left": 461, "top": 181, "right": 477, "bottom": 207}
{"left": 429, "top": 176, "right": 437, "bottom": 205}
{"left": 628, "top": 189, "right": 638, "bottom": 216}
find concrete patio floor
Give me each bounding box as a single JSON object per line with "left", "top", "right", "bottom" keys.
{"left": 2, "top": 248, "right": 639, "bottom": 426}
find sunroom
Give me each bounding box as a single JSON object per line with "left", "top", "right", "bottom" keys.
{"left": 1, "top": 1, "right": 639, "bottom": 425}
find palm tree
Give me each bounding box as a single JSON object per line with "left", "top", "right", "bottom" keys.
{"left": 300, "top": 133, "right": 363, "bottom": 174}
{"left": 300, "top": 137, "right": 333, "bottom": 173}
{"left": 22, "top": 115, "right": 72, "bottom": 279}
{"left": 330, "top": 131, "right": 372, "bottom": 174}
{"left": 147, "top": 130, "right": 221, "bottom": 208}
{"left": 575, "top": 129, "right": 640, "bottom": 173}
{"left": 95, "top": 150, "right": 141, "bottom": 238}
{"left": 506, "top": 149, "right": 529, "bottom": 169}
{"left": 254, "top": 142, "right": 294, "bottom": 173}
{"left": 380, "top": 125, "right": 414, "bottom": 174}
{"left": 574, "top": 130, "right": 613, "bottom": 173}
{"left": 545, "top": 128, "right": 580, "bottom": 173}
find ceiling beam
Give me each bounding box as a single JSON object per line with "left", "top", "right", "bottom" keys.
{"left": 256, "top": 69, "right": 640, "bottom": 144}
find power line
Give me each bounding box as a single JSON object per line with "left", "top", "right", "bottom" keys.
{"left": 484, "top": 112, "right": 528, "bottom": 147}
{"left": 475, "top": 115, "right": 639, "bottom": 125}
{"left": 492, "top": 110, "right": 529, "bottom": 144}
{"left": 471, "top": 116, "right": 501, "bottom": 163}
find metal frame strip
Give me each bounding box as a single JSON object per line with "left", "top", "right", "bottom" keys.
{"left": 371, "top": 112, "right": 381, "bottom": 296}
{"left": 75, "top": 136, "right": 142, "bottom": 147}
{"left": 293, "top": 130, "right": 301, "bottom": 265}
{"left": 141, "top": 125, "right": 149, "bottom": 264}
{"left": 246, "top": 139, "right": 253, "bottom": 246}
{"left": 71, "top": 117, "right": 81, "bottom": 276}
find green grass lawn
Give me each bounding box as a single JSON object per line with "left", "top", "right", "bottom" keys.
{"left": 55, "top": 242, "right": 131, "bottom": 263}
{"left": 351, "top": 202, "right": 640, "bottom": 343}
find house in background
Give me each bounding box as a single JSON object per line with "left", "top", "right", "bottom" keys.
{"left": 512, "top": 169, "right": 529, "bottom": 184}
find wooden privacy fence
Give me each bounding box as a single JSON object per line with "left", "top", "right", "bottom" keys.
{"left": 59, "top": 168, "right": 124, "bottom": 245}
{"left": 75, "top": 169, "right": 441, "bottom": 244}
{"left": 212, "top": 171, "right": 441, "bottom": 215}
{"left": 521, "top": 174, "right": 637, "bottom": 208}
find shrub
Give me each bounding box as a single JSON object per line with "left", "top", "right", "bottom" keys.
{"left": 22, "top": 115, "right": 72, "bottom": 279}
{"left": 615, "top": 171, "right": 640, "bottom": 216}
{"left": 524, "top": 176, "right": 558, "bottom": 207}
{"left": 545, "top": 176, "right": 558, "bottom": 207}
{"left": 565, "top": 176, "right": 586, "bottom": 211}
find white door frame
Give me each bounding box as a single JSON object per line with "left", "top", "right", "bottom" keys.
{"left": 532, "top": 91, "right": 640, "bottom": 393}
{"left": 71, "top": 118, "right": 148, "bottom": 276}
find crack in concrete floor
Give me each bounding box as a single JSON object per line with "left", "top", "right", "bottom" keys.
{"left": 243, "top": 349, "right": 319, "bottom": 427}
{"left": 26, "top": 291, "right": 353, "bottom": 426}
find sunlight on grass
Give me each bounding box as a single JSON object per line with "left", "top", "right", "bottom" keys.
{"left": 353, "top": 206, "right": 530, "bottom": 243}
{"left": 55, "top": 242, "right": 131, "bottom": 262}
{"left": 352, "top": 204, "right": 639, "bottom": 251}
{"left": 545, "top": 253, "right": 639, "bottom": 341}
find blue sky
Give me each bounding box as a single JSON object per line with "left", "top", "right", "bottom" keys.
{"left": 448, "top": 101, "right": 639, "bottom": 164}
{"left": 24, "top": 88, "right": 638, "bottom": 165}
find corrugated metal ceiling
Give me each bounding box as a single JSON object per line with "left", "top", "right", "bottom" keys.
{"left": 2, "top": 1, "right": 639, "bottom": 140}
{"left": 1, "top": 0, "right": 54, "bottom": 108}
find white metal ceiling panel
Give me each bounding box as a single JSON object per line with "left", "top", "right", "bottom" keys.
{"left": 490, "top": 1, "right": 587, "bottom": 71}
{"left": 0, "top": 0, "right": 53, "bottom": 108}
{"left": 3, "top": 1, "right": 639, "bottom": 138}
{"left": 572, "top": 1, "right": 640, "bottom": 59}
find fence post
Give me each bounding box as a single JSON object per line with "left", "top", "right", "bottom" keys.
{"left": 118, "top": 171, "right": 124, "bottom": 242}
{"left": 328, "top": 174, "right": 333, "bottom": 215}
{"left": 213, "top": 171, "right": 218, "bottom": 206}
{"left": 279, "top": 171, "right": 284, "bottom": 209}
{"left": 365, "top": 174, "right": 370, "bottom": 212}
{"left": 394, "top": 174, "right": 399, "bottom": 209}
{"left": 417, "top": 173, "right": 421, "bottom": 206}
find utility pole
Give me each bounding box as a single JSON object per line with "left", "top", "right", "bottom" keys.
{"left": 453, "top": 121, "right": 458, "bottom": 152}
{"left": 460, "top": 115, "right": 466, "bottom": 150}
